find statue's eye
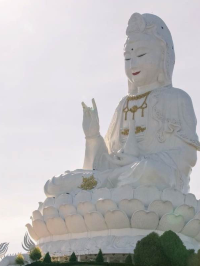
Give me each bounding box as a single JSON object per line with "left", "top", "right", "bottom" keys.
{"left": 137, "top": 53, "right": 147, "bottom": 58}
{"left": 125, "top": 58, "right": 131, "bottom": 61}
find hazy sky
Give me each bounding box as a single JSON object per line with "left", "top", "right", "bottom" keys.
{"left": 0, "top": 0, "right": 200, "bottom": 254}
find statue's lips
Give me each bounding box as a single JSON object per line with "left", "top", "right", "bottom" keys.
{"left": 132, "top": 71, "right": 141, "bottom": 76}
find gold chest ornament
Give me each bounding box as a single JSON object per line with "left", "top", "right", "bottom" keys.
{"left": 122, "top": 91, "right": 151, "bottom": 135}
{"left": 123, "top": 90, "right": 151, "bottom": 120}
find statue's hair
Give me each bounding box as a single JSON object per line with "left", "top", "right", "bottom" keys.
{"left": 125, "top": 13, "right": 175, "bottom": 91}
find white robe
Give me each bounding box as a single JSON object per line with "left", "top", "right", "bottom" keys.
{"left": 93, "top": 85, "right": 200, "bottom": 193}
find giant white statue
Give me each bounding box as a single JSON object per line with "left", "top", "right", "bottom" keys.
{"left": 26, "top": 13, "right": 200, "bottom": 257}
{"left": 44, "top": 13, "right": 199, "bottom": 197}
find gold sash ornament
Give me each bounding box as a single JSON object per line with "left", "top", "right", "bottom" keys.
{"left": 121, "top": 126, "right": 146, "bottom": 135}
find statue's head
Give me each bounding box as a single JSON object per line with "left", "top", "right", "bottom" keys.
{"left": 124, "top": 13, "right": 175, "bottom": 93}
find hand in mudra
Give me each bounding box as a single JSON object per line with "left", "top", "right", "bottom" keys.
{"left": 82, "top": 98, "right": 100, "bottom": 138}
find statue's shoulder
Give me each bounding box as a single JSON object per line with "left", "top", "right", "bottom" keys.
{"left": 160, "top": 86, "right": 192, "bottom": 102}
{"left": 116, "top": 95, "right": 128, "bottom": 110}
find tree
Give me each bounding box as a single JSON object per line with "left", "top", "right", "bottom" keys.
{"left": 43, "top": 252, "right": 51, "bottom": 263}
{"left": 125, "top": 254, "right": 132, "bottom": 264}
{"left": 15, "top": 254, "right": 24, "bottom": 265}
{"left": 95, "top": 249, "right": 104, "bottom": 263}
{"left": 187, "top": 254, "right": 199, "bottom": 266}
{"left": 160, "top": 230, "right": 188, "bottom": 266}
{"left": 133, "top": 232, "right": 170, "bottom": 266}
{"left": 69, "top": 252, "right": 77, "bottom": 262}
{"left": 29, "top": 247, "right": 42, "bottom": 261}
{"left": 197, "top": 249, "right": 200, "bottom": 261}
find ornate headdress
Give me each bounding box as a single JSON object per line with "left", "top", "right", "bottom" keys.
{"left": 125, "top": 13, "right": 175, "bottom": 92}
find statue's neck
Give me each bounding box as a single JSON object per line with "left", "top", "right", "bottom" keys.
{"left": 129, "top": 81, "right": 171, "bottom": 96}
{"left": 137, "top": 82, "right": 160, "bottom": 94}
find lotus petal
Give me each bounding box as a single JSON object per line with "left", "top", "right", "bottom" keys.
{"left": 43, "top": 206, "right": 59, "bottom": 221}
{"left": 32, "top": 220, "right": 51, "bottom": 238}
{"left": 92, "top": 188, "right": 111, "bottom": 203}
{"left": 84, "top": 212, "right": 107, "bottom": 231}
{"left": 158, "top": 213, "right": 185, "bottom": 232}
{"left": 77, "top": 202, "right": 96, "bottom": 216}
{"left": 38, "top": 202, "right": 44, "bottom": 214}
{"left": 181, "top": 219, "right": 200, "bottom": 238}
{"left": 161, "top": 188, "right": 184, "bottom": 208}
{"left": 59, "top": 204, "right": 77, "bottom": 218}
{"left": 65, "top": 214, "right": 87, "bottom": 233}
{"left": 111, "top": 186, "right": 134, "bottom": 202}
{"left": 96, "top": 199, "right": 117, "bottom": 215}
{"left": 174, "top": 205, "right": 195, "bottom": 223}
{"left": 73, "top": 191, "right": 92, "bottom": 206}
{"left": 25, "top": 224, "right": 39, "bottom": 241}
{"left": 32, "top": 210, "right": 43, "bottom": 221}
{"left": 134, "top": 186, "right": 161, "bottom": 206}
{"left": 131, "top": 210, "right": 159, "bottom": 229}
{"left": 105, "top": 210, "right": 130, "bottom": 229}
{"left": 185, "top": 193, "right": 197, "bottom": 211}
{"left": 46, "top": 217, "right": 68, "bottom": 235}
{"left": 43, "top": 197, "right": 55, "bottom": 208}
{"left": 119, "top": 199, "right": 145, "bottom": 217}
{"left": 148, "top": 200, "right": 173, "bottom": 218}
{"left": 55, "top": 194, "right": 73, "bottom": 209}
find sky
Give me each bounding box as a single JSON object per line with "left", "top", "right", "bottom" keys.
{"left": 0, "top": 0, "right": 200, "bottom": 255}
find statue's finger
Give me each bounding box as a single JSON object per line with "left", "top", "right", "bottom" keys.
{"left": 81, "top": 102, "right": 88, "bottom": 109}
{"left": 91, "top": 98, "right": 99, "bottom": 122}
{"left": 92, "top": 98, "right": 97, "bottom": 110}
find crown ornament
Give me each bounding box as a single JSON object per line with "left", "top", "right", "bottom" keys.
{"left": 126, "top": 13, "right": 147, "bottom": 35}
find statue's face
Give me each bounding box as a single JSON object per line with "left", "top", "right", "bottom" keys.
{"left": 124, "top": 33, "right": 164, "bottom": 87}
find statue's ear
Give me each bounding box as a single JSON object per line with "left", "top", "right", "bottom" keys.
{"left": 128, "top": 80, "right": 137, "bottom": 95}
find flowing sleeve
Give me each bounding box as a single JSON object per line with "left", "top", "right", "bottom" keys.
{"left": 153, "top": 88, "right": 200, "bottom": 151}
{"left": 175, "top": 90, "right": 200, "bottom": 151}
{"left": 104, "top": 96, "right": 128, "bottom": 154}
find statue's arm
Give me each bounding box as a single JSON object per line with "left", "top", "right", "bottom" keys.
{"left": 82, "top": 99, "right": 109, "bottom": 170}
{"left": 83, "top": 135, "right": 108, "bottom": 170}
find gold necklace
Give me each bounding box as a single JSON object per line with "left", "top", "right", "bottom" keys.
{"left": 123, "top": 91, "right": 151, "bottom": 120}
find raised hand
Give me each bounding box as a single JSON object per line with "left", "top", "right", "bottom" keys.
{"left": 82, "top": 98, "right": 100, "bottom": 139}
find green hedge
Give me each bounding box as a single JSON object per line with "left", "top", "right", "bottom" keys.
{"left": 133, "top": 232, "right": 170, "bottom": 266}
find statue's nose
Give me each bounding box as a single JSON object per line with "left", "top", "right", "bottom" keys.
{"left": 130, "top": 57, "right": 138, "bottom": 69}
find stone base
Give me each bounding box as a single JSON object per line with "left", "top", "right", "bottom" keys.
{"left": 38, "top": 228, "right": 200, "bottom": 256}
